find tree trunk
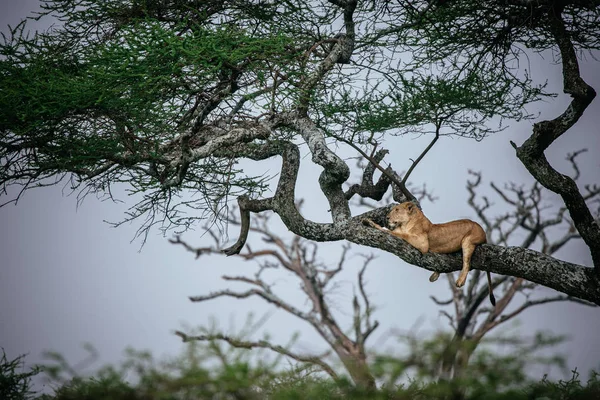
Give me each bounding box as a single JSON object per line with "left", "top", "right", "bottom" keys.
{"left": 335, "top": 347, "right": 376, "bottom": 389}
{"left": 439, "top": 336, "right": 477, "bottom": 381}
{"left": 437, "top": 338, "right": 474, "bottom": 400}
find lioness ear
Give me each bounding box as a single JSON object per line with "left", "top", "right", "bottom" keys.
{"left": 406, "top": 203, "right": 414, "bottom": 213}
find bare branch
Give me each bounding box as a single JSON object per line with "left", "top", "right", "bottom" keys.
{"left": 222, "top": 275, "right": 268, "bottom": 289}
{"left": 477, "top": 293, "right": 596, "bottom": 335}
{"left": 189, "top": 288, "right": 316, "bottom": 326}
{"left": 321, "top": 243, "right": 349, "bottom": 286}
{"left": 440, "top": 310, "right": 457, "bottom": 331}
{"left": 169, "top": 235, "right": 214, "bottom": 259}
{"left": 358, "top": 261, "right": 372, "bottom": 325}
{"left": 430, "top": 295, "right": 454, "bottom": 306}
{"left": 334, "top": 134, "right": 416, "bottom": 203}
{"left": 401, "top": 119, "right": 442, "bottom": 186}
{"left": 566, "top": 149, "right": 587, "bottom": 181}
{"left": 356, "top": 255, "right": 379, "bottom": 345}
{"left": 466, "top": 170, "right": 493, "bottom": 233}
{"left": 174, "top": 331, "right": 339, "bottom": 380}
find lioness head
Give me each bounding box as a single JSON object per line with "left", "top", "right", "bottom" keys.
{"left": 387, "top": 202, "right": 420, "bottom": 229}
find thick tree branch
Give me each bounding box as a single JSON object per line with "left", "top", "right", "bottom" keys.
{"left": 221, "top": 195, "right": 273, "bottom": 256}
{"left": 285, "top": 115, "right": 351, "bottom": 224}
{"left": 347, "top": 215, "right": 600, "bottom": 305}
{"left": 213, "top": 139, "right": 345, "bottom": 254}
{"left": 345, "top": 149, "right": 392, "bottom": 201}
{"left": 512, "top": 8, "right": 600, "bottom": 269}
{"left": 335, "top": 135, "right": 415, "bottom": 203}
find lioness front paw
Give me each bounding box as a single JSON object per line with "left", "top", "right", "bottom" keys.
{"left": 362, "top": 218, "right": 377, "bottom": 228}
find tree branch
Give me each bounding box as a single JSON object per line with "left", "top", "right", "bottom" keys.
{"left": 174, "top": 331, "right": 339, "bottom": 380}
{"left": 512, "top": 8, "right": 600, "bottom": 269}
{"left": 189, "top": 288, "right": 318, "bottom": 326}
{"left": 334, "top": 135, "right": 416, "bottom": 203}
{"left": 284, "top": 115, "right": 351, "bottom": 224}
{"left": 345, "top": 149, "right": 392, "bottom": 201}
{"left": 348, "top": 215, "right": 600, "bottom": 305}
{"left": 401, "top": 119, "right": 442, "bottom": 186}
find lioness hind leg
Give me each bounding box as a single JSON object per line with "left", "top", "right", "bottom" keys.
{"left": 456, "top": 240, "right": 476, "bottom": 287}
{"left": 429, "top": 271, "right": 440, "bottom": 282}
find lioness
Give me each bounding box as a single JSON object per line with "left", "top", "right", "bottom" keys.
{"left": 364, "top": 202, "right": 495, "bottom": 305}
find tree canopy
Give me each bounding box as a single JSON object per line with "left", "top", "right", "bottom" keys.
{"left": 1, "top": 0, "right": 600, "bottom": 303}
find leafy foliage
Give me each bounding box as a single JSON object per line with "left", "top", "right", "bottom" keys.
{"left": 0, "top": 349, "right": 40, "bottom": 400}
{"left": 0, "top": 1, "right": 303, "bottom": 236}
{"left": 3, "top": 331, "right": 599, "bottom": 399}
{"left": 4, "top": 0, "right": 588, "bottom": 234}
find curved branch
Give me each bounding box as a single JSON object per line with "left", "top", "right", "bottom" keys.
{"left": 214, "top": 140, "right": 344, "bottom": 254}
{"left": 222, "top": 195, "right": 273, "bottom": 256}
{"left": 285, "top": 115, "right": 351, "bottom": 223}
{"left": 345, "top": 149, "right": 392, "bottom": 201}
{"left": 333, "top": 135, "right": 416, "bottom": 203}
{"left": 512, "top": 9, "right": 600, "bottom": 269}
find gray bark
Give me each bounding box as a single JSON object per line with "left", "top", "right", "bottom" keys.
{"left": 344, "top": 216, "right": 600, "bottom": 306}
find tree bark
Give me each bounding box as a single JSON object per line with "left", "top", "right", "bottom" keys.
{"left": 345, "top": 217, "right": 600, "bottom": 305}
{"left": 513, "top": 6, "right": 600, "bottom": 270}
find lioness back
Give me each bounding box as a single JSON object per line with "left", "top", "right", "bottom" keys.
{"left": 427, "top": 220, "right": 486, "bottom": 253}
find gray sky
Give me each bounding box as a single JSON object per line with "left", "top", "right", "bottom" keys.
{"left": 1, "top": 0, "right": 599, "bottom": 391}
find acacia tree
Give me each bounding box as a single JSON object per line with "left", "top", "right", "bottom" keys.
{"left": 1, "top": 2, "right": 600, "bottom": 302}
{"left": 169, "top": 156, "right": 597, "bottom": 388}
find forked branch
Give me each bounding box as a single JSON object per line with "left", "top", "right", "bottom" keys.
{"left": 173, "top": 210, "right": 379, "bottom": 388}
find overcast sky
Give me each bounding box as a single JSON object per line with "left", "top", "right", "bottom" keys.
{"left": 1, "top": 0, "right": 599, "bottom": 392}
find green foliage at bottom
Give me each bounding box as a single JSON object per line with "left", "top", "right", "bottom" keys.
{"left": 0, "top": 349, "right": 40, "bottom": 400}
{"left": 25, "top": 369, "right": 600, "bottom": 400}
{"left": 2, "top": 332, "right": 599, "bottom": 400}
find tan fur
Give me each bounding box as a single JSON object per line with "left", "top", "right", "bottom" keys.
{"left": 364, "top": 202, "right": 494, "bottom": 301}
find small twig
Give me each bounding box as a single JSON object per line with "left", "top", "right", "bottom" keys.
{"left": 401, "top": 119, "right": 442, "bottom": 186}
{"left": 566, "top": 149, "right": 587, "bottom": 181}
{"left": 430, "top": 295, "right": 454, "bottom": 306}
{"left": 169, "top": 235, "right": 215, "bottom": 259}
{"left": 353, "top": 295, "right": 362, "bottom": 343}
{"left": 222, "top": 275, "right": 269, "bottom": 289}
{"left": 439, "top": 310, "right": 456, "bottom": 331}
{"left": 322, "top": 243, "right": 348, "bottom": 286}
